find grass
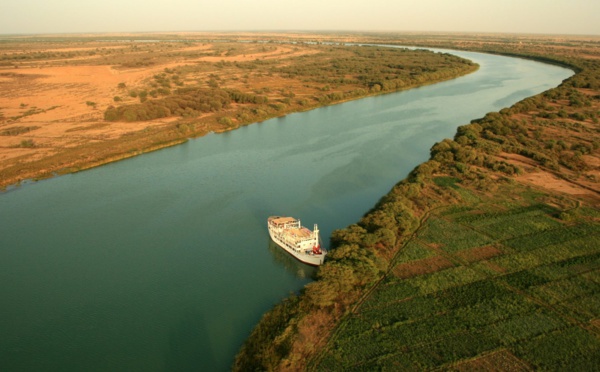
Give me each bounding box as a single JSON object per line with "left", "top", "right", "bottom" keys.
{"left": 419, "top": 217, "right": 494, "bottom": 253}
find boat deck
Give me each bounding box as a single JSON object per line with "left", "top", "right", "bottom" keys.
{"left": 286, "top": 227, "right": 312, "bottom": 240}
{"left": 270, "top": 216, "right": 297, "bottom": 226}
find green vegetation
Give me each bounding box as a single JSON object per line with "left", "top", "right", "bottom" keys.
{"left": 103, "top": 46, "right": 476, "bottom": 124}
{"left": 316, "top": 186, "right": 599, "bottom": 370}
{"left": 2, "top": 105, "right": 59, "bottom": 122}
{"left": 18, "top": 139, "right": 35, "bottom": 148}
{"left": 237, "top": 174, "right": 599, "bottom": 370}
{"left": 104, "top": 88, "right": 267, "bottom": 122}
{"left": 234, "top": 35, "right": 600, "bottom": 371}
{"left": 0, "top": 126, "right": 40, "bottom": 136}
{"left": 6, "top": 105, "right": 59, "bottom": 121}
{"left": 274, "top": 46, "right": 476, "bottom": 94}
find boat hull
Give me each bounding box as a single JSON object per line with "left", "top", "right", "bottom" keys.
{"left": 269, "top": 231, "right": 326, "bottom": 266}
{"left": 268, "top": 216, "right": 326, "bottom": 266}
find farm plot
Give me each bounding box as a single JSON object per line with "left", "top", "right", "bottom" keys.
{"left": 418, "top": 217, "right": 494, "bottom": 253}
{"left": 317, "top": 192, "right": 600, "bottom": 370}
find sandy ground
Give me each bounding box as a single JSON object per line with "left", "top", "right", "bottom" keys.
{"left": 501, "top": 153, "right": 600, "bottom": 204}
{"left": 0, "top": 42, "right": 319, "bottom": 176}
{"left": 0, "top": 64, "right": 172, "bottom": 163}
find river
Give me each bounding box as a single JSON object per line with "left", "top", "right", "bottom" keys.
{"left": 0, "top": 48, "right": 572, "bottom": 371}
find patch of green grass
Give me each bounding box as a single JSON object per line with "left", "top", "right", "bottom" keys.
{"left": 502, "top": 269, "right": 552, "bottom": 290}
{"left": 419, "top": 217, "right": 494, "bottom": 253}
{"left": 455, "top": 187, "right": 482, "bottom": 204}
{"left": 514, "top": 327, "right": 600, "bottom": 370}
{"left": 503, "top": 223, "right": 599, "bottom": 252}
{"left": 433, "top": 176, "right": 460, "bottom": 188}
{"left": 528, "top": 274, "right": 599, "bottom": 305}
{"left": 360, "top": 280, "right": 419, "bottom": 310}
{"left": 531, "top": 252, "right": 600, "bottom": 280}
{"left": 490, "top": 311, "right": 567, "bottom": 345}
{"left": 475, "top": 212, "right": 562, "bottom": 240}
{"left": 358, "top": 294, "right": 441, "bottom": 326}
{"left": 559, "top": 291, "right": 600, "bottom": 321}
{"left": 395, "top": 240, "right": 436, "bottom": 263}
{"left": 408, "top": 266, "right": 487, "bottom": 295}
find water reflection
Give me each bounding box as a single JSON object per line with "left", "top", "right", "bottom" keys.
{"left": 267, "top": 240, "right": 318, "bottom": 280}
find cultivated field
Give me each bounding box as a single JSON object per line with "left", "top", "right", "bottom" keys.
{"left": 317, "top": 182, "right": 600, "bottom": 370}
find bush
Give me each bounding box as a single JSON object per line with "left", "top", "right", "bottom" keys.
{"left": 218, "top": 116, "right": 234, "bottom": 126}
{"left": 104, "top": 87, "right": 270, "bottom": 123}
{"left": 20, "top": 139, "right": 35, "bottom": 148}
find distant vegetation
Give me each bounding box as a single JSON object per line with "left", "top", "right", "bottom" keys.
{"left": 275, "top": 46, "right": 474, "bottom": 93}
{"left": 103, "top": 46, "right": 476, "bottom": 125}
{"left": 104, "top": 88, "right": 267, "bottom": 122}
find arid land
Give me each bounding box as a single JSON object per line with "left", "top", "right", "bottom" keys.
{"left": 0, "top": 32, "right": 477, "bottom": 189}
{"left": 0, "top": 36, "right": 320, "bottom": 187}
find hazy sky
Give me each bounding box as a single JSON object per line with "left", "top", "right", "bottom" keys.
{"left": 1, "top": 0, "right": 599, "bottom": 35}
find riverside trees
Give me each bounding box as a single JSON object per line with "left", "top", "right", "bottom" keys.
{"left": 103, "top": 45, "right": 476, "bottom": 125}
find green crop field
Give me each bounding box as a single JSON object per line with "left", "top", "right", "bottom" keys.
{"left": 316, "top": 182, "right": 600, "bottom": 370}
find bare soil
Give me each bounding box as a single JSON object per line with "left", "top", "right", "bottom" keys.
{"left": 0, "top": 40, "right": 321, "bottom": 187}
{"left": 392, "top": 255, "right": 455, "bottom": 279}
{"left": 499, "top": 152, "right": 600, "bottom": 205}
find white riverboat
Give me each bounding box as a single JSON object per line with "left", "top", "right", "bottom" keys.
{"left": 267, "top": 216, "right": 327, "bottom": 266}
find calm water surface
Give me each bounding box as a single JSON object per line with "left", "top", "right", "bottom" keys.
{"left": 0, "top": 49, "right": 572, "bottom": 371}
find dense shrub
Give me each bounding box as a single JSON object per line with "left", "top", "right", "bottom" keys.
{"left": 104, "top": 88, "right": 271, "bottom": 122}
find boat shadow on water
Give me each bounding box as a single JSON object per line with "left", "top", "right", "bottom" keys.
{"left": 267, "top": 239, "right": 318, "bottom": 280}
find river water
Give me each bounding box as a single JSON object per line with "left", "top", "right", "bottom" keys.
{"left": 0, "top": 49, "right": 571, "bottom": 371}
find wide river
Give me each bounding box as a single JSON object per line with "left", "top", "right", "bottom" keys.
{"left": 0, "top": 48, "right": 571, "bottom": 371}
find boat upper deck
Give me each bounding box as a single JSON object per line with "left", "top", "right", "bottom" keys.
{"left": 285, "top": 227, "right": 313, "bottom": 240}
{"left": 270, "top": 216, "right": 297, "bottom": 226}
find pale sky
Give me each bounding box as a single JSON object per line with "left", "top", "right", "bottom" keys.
{"left": 1, "top": 0, "right": 599, "bottom": 35}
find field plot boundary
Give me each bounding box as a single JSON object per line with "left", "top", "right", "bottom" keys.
{"left": 313, "top": 184, "right": 600, "bottom": 371}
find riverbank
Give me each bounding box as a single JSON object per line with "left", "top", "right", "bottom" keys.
{"left": 0, "top": 38, "right": 477, "bottom": 190}
{"left": 0, "top": 33, "right": 585, "bottom": 371}
{"left": 233, "top": 34, "right": 600, "bottom": 371}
